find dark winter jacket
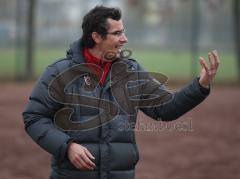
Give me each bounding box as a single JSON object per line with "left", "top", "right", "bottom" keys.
{"left": 22, "top": 39, "right": 210, "bottom": 179}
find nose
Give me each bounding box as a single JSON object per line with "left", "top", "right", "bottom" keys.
{"left": 120, "top": 34, "right": 128, "bottom": 43}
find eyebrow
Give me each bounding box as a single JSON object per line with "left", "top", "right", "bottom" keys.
{"left": 108, "top": 29, "right": 125, "bottom": 33}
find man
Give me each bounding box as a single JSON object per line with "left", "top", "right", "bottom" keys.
{"left": 22, "top": 6, "right": 220, "bottom": 179}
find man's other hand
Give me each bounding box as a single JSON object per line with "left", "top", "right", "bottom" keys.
{"left": 68, "top": 142, "right": 96, "bottom": 170}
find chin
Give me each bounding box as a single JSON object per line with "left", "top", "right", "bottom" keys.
{"left": 117, "top": 48, "right": 122, "bottom": 53}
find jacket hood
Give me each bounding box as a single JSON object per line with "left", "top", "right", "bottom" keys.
{"left": 66, "top": 38, "right": 85, "bottom": 64}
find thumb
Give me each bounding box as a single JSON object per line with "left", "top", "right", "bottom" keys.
{"left": 199, "top": 57, "right": 205, "bottom": 69}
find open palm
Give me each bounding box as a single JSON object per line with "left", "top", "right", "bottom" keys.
{"left": 198, "top": 50, "right": 220, "bottom": 88}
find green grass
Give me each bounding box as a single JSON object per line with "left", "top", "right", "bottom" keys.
{"left": 0, "top": 48, "right": 16, "bottom": 76}
{"left": 34, "top": 49, "right": 66, "bottom": 75}
{"left": 0, "top": 48, "right": 238, "bottom": 82}
{"left": 133, "top": 49, "right": 237, "bottom": 82}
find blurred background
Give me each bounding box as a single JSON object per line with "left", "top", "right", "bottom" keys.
{"left": 0, "top": 0, "right": 239, "bottom": 179}
{"left": 0, "top": 0, "right": 239, "bottom": 82}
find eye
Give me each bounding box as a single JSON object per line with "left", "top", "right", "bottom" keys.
{"left": 107, "top": 29, "right": 125, "bottom": 37}
{"left": 114, "top": 31, "right": 122, "bottom": 36}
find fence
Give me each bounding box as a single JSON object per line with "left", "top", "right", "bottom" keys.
{"left": 0, "top": 0, "right": 238, "bottom": 83}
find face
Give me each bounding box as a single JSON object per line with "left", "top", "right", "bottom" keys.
{"left": 94, "top": 18, "right": 128, "bottom": 59}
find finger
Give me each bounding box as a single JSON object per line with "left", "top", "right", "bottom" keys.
{"left": 81, "top": 153, "right": 96, "bottom": 168}
{"left": 199, "top": 57, "right": 209, "bottom": 74}
{"left": 71, "top": 160, "right": 80, "bottom": 169}
{"left": 72, "top": 157, "right": 85, "bottom": 169}
{"left": 212, "top": 49, "right": 220, "bottom": 68}
{"left": 72, "top": 155, "right": 92, "bottom": 170}
{"left": 78, "top": 157, "right": 94, "bottom": 170}
{"left": 208, "top": 52, "right": 216, "bottom": 70}
{"left": 84, "top": 148, "right": 95, "bottom": 160}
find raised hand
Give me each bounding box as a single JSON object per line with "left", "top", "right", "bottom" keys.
{"left": 198, "top": 50, "right": 220, "bottom": 88}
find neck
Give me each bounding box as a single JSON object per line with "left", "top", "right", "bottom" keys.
{"left": 88, "top": 47, "right": 103, "bottom": 59}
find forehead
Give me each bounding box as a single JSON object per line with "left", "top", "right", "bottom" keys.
{"left": 106, "top": 18, "right": 124, "bottom": 31}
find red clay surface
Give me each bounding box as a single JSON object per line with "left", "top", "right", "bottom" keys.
{"left": 0, "top": 82, "right": 239, "bottom": 179}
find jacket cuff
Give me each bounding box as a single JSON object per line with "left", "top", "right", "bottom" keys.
{"left": 57, "top": 138, "right": 75, "bottom": 167}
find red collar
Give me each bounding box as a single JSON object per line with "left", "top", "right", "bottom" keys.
{"left": 83, "top": 48, "right": 103, "bottom": 67}
{"left": 83, "top": 48, "right": 112, "bottom": 86}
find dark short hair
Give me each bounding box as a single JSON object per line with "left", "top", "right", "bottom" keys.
{"left": 81, "top": 6, "right": 122, "bottom": 48}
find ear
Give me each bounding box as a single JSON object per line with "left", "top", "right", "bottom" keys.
{"left": 91, "top": 32, "right": 102, "bottom": 44}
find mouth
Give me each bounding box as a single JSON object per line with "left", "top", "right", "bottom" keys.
{"left": 102, "top": 45, "right": 124, "bottom": 62}
{"left": 115, "top": 45, "right": 124, "bottom": 52}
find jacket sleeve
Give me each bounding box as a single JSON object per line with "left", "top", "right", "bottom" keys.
{"left": 138, "top": 64, "right": 210, "bottom": 121}
{"left": 22, "top": 64, "right": 72, "bottom": 162}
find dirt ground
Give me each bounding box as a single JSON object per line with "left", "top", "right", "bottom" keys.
{"left": 0, "top": 82, "right": 240, "bottom": 179}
